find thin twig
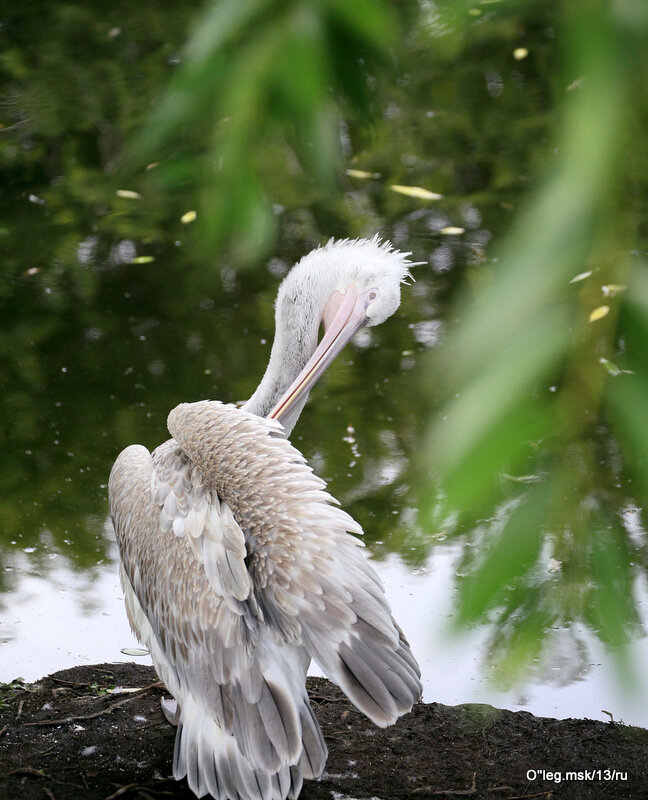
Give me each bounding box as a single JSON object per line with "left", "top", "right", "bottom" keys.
{"left": 50, "top": 677, "right": 88, "bottom": 686}
{"left": 7, "top": 765, "right": 85, "bottom": 790}
{"left": 8, "top": 766, "right": 46, "bottom": 778}
{"left": 23, "top": 683, "right": 160, "bottom": 728}
{"left": 105, "top": 784, "right": 175, "bottom": 800}
{"left": 105, "top": 783, "right": 139, "bottom": 800}
{"left": 414, "top": 772, "right": 477, "bottom": 795}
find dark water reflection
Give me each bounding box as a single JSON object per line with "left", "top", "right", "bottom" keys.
{"left": 4, "top": 1, "right": 646, "bottom": 722}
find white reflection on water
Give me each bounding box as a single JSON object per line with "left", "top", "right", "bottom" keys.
{"left": 0, "top": 546, "right": 150, "bottom": 681}
{"left": 2, "top": 543, "right": 648, "bottom": 727}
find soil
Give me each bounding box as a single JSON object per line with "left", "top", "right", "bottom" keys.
{"left": 1, "top": 663, "right": 646, "bottom": 800}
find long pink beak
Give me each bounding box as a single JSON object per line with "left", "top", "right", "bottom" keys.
{"left": 269, "top": 284, "right": 370, "bottom": 427}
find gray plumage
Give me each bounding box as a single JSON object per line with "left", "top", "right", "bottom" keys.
{"left": 109, "top": 237, "right": 422, "bottom": 800}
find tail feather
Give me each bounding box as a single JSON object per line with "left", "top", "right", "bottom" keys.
{"left": 230, "top": 675, "right": 302, "bottom": 773}
{"left": 173, "top": 696, "right": 273, "bottom": 800}
{"left": 172, "top": 682, "right": 326, "bottom": 800}
{"left": 296, "top": 699, "right": 327, "bottom": 778}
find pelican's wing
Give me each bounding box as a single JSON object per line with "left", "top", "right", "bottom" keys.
{"left": 168, "top": 400, "right": 422, "bottom": 728}
{"left": 109, "top": 439, "right": 257, "bottom": 687}
{"left": 109, "top": 440, "right": 326, "bottom": 800}
{"left": 151, "top": 439, "right": 253, "bottom": 605}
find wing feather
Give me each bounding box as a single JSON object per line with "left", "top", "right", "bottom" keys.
{"left": 167, "top": 401, "right": 422, "bottom": 727}
{"left": 109, "top": 434, "right": 326, "bottom": 794}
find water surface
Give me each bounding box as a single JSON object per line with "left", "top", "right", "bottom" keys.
{"left": 2, "top": 2, "right": 647, "bottom": 726}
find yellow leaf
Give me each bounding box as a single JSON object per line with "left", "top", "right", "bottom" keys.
{"left": 589, "top": 305, "right": 609, "bottom": 323}
{"left": 181, "top": 210, "right": 197, "bottom": 224}
{"left": 440, "top": 226, "right": 465, "bottom": 235}
{"left": 390, "top": 184, "right": 443, "bottom": 201}
{"left": 116, "top": 189, "right": 141, "bottom": 200}
{"left": 345, "top": 169, "right": 379, "bottom": 179}
{"left": 601, "top": 284, "right": 627, "bottom": 297}
{"left": 130, "top": 256, "right": 155, "bottom": 264}
{"left": 569, "top": 270, "right": 592, "bottom": 283}
{"left": 513, "top": 48, "right": 529, "bottom": 61}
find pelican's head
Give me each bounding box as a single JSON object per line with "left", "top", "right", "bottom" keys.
{"left": 268, "top": 236, "right": 416, "bottom": 429}
{"left": 319, "top": 235, "right": 414, "bottom": 327}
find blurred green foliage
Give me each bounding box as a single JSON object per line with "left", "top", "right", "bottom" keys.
{"left": 419, "top": 0, "right": 648, "bottom": 682}
{"left": 2, "top": 0, "right": 648, "bottom": 690}
{"left": 127, "top": 0, "right": 415, "bottom": 260}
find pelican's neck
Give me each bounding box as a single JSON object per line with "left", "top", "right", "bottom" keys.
{"left": 242, "top": 272, "right": 323, "bottom": 436}
{"left": 241, "top": 236, "right": 413, "bottom": 436}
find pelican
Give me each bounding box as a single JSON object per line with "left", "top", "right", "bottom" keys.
{"left": 109, "top": 236, "right": 422, "bottom": 800}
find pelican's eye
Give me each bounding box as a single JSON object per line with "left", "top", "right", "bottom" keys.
{"left": 368, "top": 289, "right": 378, "bottom": 302}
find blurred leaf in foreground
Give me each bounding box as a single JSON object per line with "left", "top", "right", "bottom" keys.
{"left": 127, "top": 0, "right": 401, "bottom": 261}
{"left": 418, "top": 1, "right": 648, "bottom": 685}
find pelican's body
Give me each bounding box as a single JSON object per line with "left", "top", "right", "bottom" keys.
{"left": 109, "top": 237, "right": 422, "bottom": 800}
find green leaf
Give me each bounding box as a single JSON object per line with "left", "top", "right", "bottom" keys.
{"left": 424, "top": 307, "right": 568, "bottom": 483}
{"left": 457, "top": 481, "right": 550, "bottom": 624}
{"left": 187, "top": 0, "right": 275, "bottom": 66}
{"left": 324, "top": 0, "right": 398, "bottom": 54}
{"left": 586, "top": 522, "right": 640, "bottom": 648}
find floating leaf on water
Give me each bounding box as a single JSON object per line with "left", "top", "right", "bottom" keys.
{"left": 599, "top": 357, "right": 634, "bottom": 376}
{"left": 566, "top": 77, "right": 584, "bottom": 91}
{"left": 116, "top": 189, "right": 142, "bottom": 200}
{"left": 181, "top": 210, "right": 197, "bottom": 224}
{"left": 589, "top": 305, "right": 610, "bottom": 322}
{"left": 440, "top": 226, "right": 465, "bottom": 235}
{"left": 345, "top": 168, "right": 379, "bottom": 179}
{"left": 129, "top": 256, "right": 155, "bottom": 264}
{"left": 601, "top": 284, "right": 627, "bottom": 297}
{"left": 600, "top": 358, "right": 622, "bottom": 376}
{"left": 501, "top": 473, "right": 543, "bottom": 483}
{"left": 390, "top": 184, "right": 443, "bottom": 201}
{"left": 570, "top": 270, "right": 592, "bottom": 283}
{"left": 121, "top": 647, "right": 150, "bottom": 656}
{"left": 513, "top": 48, "right": 529, "bottom": 61}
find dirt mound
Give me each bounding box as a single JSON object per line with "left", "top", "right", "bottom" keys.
{"left": 1, "top": 663, "right": 646, "bottom": 799}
